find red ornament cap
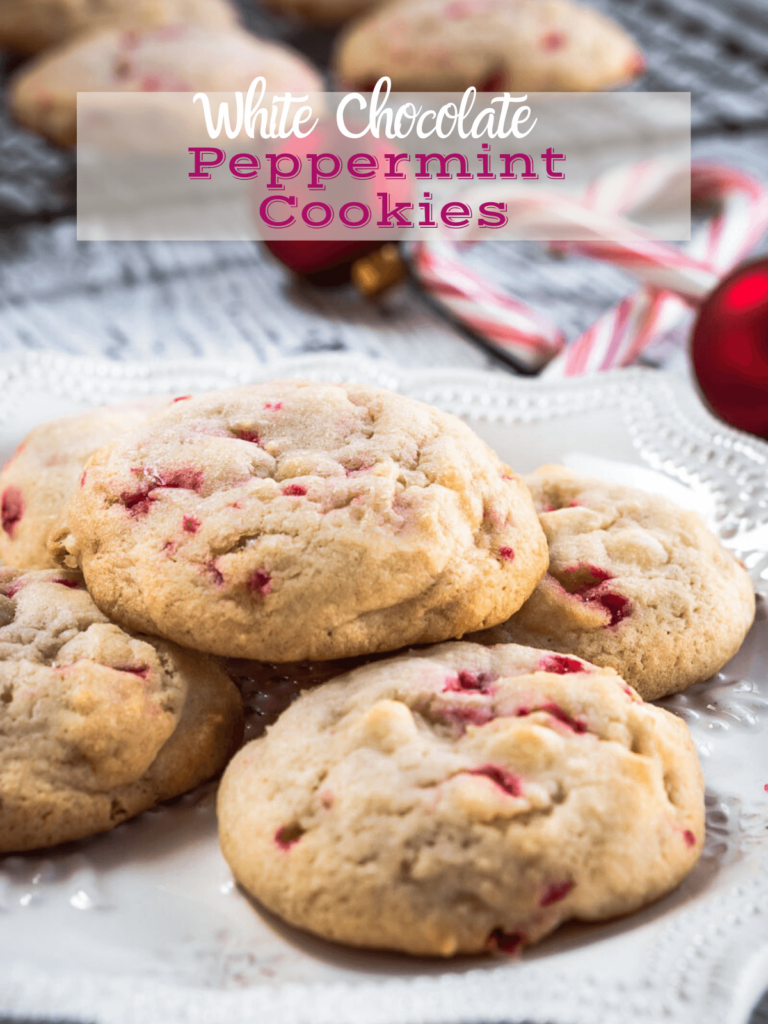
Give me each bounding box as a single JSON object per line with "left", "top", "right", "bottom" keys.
{"left": 263, "top": 240, "right": 383, "bottom": 285}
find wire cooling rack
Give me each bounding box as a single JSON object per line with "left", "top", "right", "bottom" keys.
{"left": 598, "top": 0, "right": 768, "bottom": 134}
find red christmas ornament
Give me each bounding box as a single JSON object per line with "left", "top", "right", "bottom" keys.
{"left": 691, "top": 256, "right": 768, "bottom": 438}
{"left": 256, "top": 116, "right": 410, "bottom": 286}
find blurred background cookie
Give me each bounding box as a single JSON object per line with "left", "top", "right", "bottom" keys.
{"left": 0, "top": 396, "right": 170, "bottom": 570}
{"left": 0, "top": 568, "right": 243, "bottom": 852}
{"left": 9, "top": 23, "right": 323, "bottom": 146}
{"left": 471, "top": 466, "right": 756, "bottom": 700}
{"left": 218, "top": 640, "right": 704, "bottom": 956}
{"left": 334, "top": 0, "right": 644, "bottom": 92}
{"left": 0, "top": 0, "right": 241, "bottom": 56}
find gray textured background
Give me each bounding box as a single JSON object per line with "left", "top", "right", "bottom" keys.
{"left": 0, "top": 0, "right": 767, "bottom": 1018}
{"left": 1, "top": 0, "right": 768, "bottom": 371}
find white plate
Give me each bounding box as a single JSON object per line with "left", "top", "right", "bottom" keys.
{"left": 1, "top": 353, "right": 767, "bottom": 1024}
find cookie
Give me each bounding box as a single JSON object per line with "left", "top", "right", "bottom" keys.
{"left": 9, "top": 25, "right": 324, "bottom": 147}
{"left": 50, "top": 381, "right": 548, "bottom": 662}
{"left": 0, "top": 397, "right": 171, "bottom": 571}
{"left": 0, "top": 568, "right": 243, "bottom": 852}
{"left": 471, "top": 466, "right": 755, "bottom": 701}
{"left": 0, "top": 0, "right": 239, "bottom": 55}
{"left": 334, "top": 0, "right": 644, "bottom": 92}
{"left": 218, "top": 640, "right": 704, "bottom": 957}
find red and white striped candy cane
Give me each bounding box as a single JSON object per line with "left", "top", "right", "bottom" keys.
{"left": 544, "top": 162, "right": 768, "bottom": 377}
{"left": 408, "top": 162, "right": 768, "bottom": 375}
{"left": 409, "top": 169, "right": 710, "bottom": 370}
{"left": 409, "top": 237, "right": 566, "bottom": 371}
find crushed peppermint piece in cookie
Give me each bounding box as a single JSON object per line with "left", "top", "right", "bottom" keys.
{"left": 425, "top": 700, "right": 496, "bottom": 730}
{"left": 486, "top": 928, "right": 525, "bottom": 955}
{"left": 52, "top": 578, "right": 81, "bottom": 589}
{"left": 516, "top": 702, "right": 587, "bottom": 734}
{"left": 115, "top": 665, "right": 150, "bottom": 679}
{"left": 120, "top": 488, "right": 156, "bottom": 518}
{"left": 120, "top": 467, "right": 204, "bottom": 517}
{"left": 205, "top": 560, "right": 225, "bottom": 586}
{"left": 1, "top": 487, "right": 24, "bottom": 537}
{"left": 234, "top": 429, "right": 261, "bottom": 444}
{"left": 553, "top": 565, "right": 631, "bottom": 626}
{"left": 159, "top": 467, "right": 204, "bottom": 492}
{"left": 556, "top": 564, "right": 612, "bottom": 594}
{"left": 477, "top": 69, "right": 508, "bottom": 92}
{"left": 467, "top": 763, "right": 522, "bottom": 797}
{"left": 275, "top": 823, "right": 304, "bottom": 849}
{"left": 248, "top": 568, "right": 272, "bottom": 596}
{"left": 538, "top": 655, "right": 585, "bottom": 675}
{"left": 0, "top": 580, "right": 25, "bottom": 599}
{"left": 626, "top": 52, "right": 646, "bottom": 76}
{"left": 541, "top": 30, "right": 566, "bottom": 49}
{"left": 540, "top": 880, "right": 575, "bottom": 906}
{"left": 598, "top": 591, "right": 631, "bottom": 626}
{"left": 443, "top": 669, "right": 496, "bottom": 693}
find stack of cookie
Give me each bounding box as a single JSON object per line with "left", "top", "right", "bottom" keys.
{"left": 1, "top": 379, "right": 754, "bottom": 957}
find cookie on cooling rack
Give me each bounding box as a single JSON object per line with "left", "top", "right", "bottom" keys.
{"left": 9, "top": 24, "right": 323, "bottom": 147}
{"left": 0, "top": 0, "right": 239, "bottom": 54}
{"left": 49, "top": 380, "right": 548, "bottom": 662}
{"left": 334, "top": 0, "right": 644, "bottom": 92}
{"left": 335, "top": 0, "right": 643, "bottom": 92}
{"left": 217, "top": 640, "right": 704, "bottom": 957}
{"left": 470, "top": 465, "right": 755, "bottom": 700}
{"left": 0, "top": 568, "right": 243, "bottom": 853}
{"left": 0, "top": 397, "right": 171, "bottom": 571}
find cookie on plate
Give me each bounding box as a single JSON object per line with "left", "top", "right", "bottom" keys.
{"left": 334, "top": 0, "right": 644, "bottom": 92}
{"left": 0, "top": 568, "right": 243, "bottom": 853}
{"left": 471, "top": 466, "right": 755, "bottom": 701}
{"left": 0, "top": 0, "right": 239, "bottom": 55}
{"left": 9, "top": 25, "right": 324, "bottom": 147}
{"left": 50, "top": 381, "right": 548, "bottom": 662}
{"left": 0, "top": 397, "right": 171, "bottom": 571}
{"left": 218, "top": 640, "right": 704, "bottom": 956}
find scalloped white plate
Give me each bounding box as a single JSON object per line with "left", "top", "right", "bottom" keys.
{"left": 1, "top": 353, "right": 767, "bottom": 1024}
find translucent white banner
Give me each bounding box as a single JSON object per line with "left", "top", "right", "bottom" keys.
{"left": 77, "top": 90, "right": 690, "bottom": 241}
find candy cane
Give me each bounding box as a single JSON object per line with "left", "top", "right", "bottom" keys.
{"left": 408, "top": 161, "right": 768, "bottom": 376}
{"left": 543, "top": 163, "right": 768, "bottom": 377}
{"left": 410, "top": 239, "right": 566, "bottom": 370}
